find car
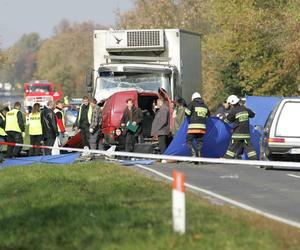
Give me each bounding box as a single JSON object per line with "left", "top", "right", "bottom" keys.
{"left": 260, "top": 97, "right": 300, "bottom": 162}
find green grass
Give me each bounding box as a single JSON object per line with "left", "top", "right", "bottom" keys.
{"left": 0, "top": 162, "right": 299, "bottom": 250}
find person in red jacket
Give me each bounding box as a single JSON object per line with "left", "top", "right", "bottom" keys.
{"left": 54, "top": 100, "right": 66, "bottom": 145}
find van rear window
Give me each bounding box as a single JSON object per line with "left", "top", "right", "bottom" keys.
{"left": 276, "top": 102, "right": 300, "bottom": 137}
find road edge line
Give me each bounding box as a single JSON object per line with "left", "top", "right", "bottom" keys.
{"left": 135, "top": 164, "right": 300, "bottom": 230}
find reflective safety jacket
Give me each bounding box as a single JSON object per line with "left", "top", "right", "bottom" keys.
{"left": 76, "top": 104, "right": 92, "bottom": 128}
{"left": 0, "top": 112, "right": 7, "bottom": 136}
{"left": 54, "top": 108, "right": 65, "bottom": 133}
{"left": 5, "top": 109, "right": 25, "bottom": 133}
{"left": 29, "top": 112, "right": 43, "bottom": 135}
{"left": 226, "top": 105, "right": 255, "bottom": 139}
{"left": 185, "top": 98, "right": 210, "bottom": 134}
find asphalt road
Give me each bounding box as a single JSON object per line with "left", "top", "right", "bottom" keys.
{"left": 130, "top": 161, "right": 300, "bottom": 227}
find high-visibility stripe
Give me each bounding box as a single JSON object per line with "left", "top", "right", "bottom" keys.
{"left": 172, "top": 170, "right": 185, "bottom": 192}
{"left": 232, "top": 133, "right": 250, "bottom": 139}
{"left": 248, "top": 151, "right": 257, "bottom": 157}
{"left": 188, "top": 123, "right": 206, "bottom": 129}
{"left": 225, "top": 150, "right": 235, "bottom": 157}
{"left": 185, "top": 108, "right": 191, "bottom": 116}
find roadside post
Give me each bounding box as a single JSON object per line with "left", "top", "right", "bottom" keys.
{"left": 172, "top": 170, "right": 186, "bottom": 234}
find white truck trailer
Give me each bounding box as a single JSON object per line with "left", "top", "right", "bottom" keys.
{"left": 88, "top": 29, "right": 202, "bottom": 102}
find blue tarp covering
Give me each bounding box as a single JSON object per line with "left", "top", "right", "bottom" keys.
{"left": 164, "top": 96, "right": 281, "bottom": 158}
{"left": 0, "top": 153, "right": 81, "bottom": 168}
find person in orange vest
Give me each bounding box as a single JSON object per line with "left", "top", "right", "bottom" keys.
{"left": 5, "top": 102, "right": 25, "bottom": 158}
{"left": 0, "top": 106, "right": 9, "bottom": 162}
{"left": 28, "top": 103, "right": 43, "bottom": 156}
{"left": 54, "top": 100, "right": 66, "bottom": 145}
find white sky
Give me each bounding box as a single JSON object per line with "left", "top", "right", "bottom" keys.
{"left": 0, "top": 0, "right": 133, "bottom": 48}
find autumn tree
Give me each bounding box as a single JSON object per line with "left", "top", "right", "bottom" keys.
{"left": 2, "top": 33, "right": 40, "bottom": 86}
{"left": 35, "top": 20, "right": 104, "bottom": 97}
{"left": 117, "top": 0, "right": 300, "bottom": 107}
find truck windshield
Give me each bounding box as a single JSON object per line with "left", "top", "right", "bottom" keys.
{"left": 28, "top": 85, "right": 51, "bottom": 93}
{"left": 96, "top": 72, "right": 171, "bottom": 101}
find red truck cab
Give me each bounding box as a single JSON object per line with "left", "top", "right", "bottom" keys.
{"left": 101, "top": 88, "right": 173, "bottom": 147}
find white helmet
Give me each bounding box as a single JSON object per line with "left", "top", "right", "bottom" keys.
{"left": 227, "top": 95, "right": 240, "bottom": 105}
{"left": 191, "top": 92, "right": 201, "bottom": 101}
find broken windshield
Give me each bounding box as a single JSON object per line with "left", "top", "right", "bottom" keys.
{"left": 95, "top": 72, "right": 171, "bottom": 101}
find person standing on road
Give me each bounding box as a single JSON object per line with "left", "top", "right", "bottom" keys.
{"left": 5, "top": 102, "right": 25, "bottom": 158}
{"left": 172, "top": 98, "right": 187, "bottom": 136}
{"left": 185, "top": 92, "right": 210, "bottom": 158}
{"left": 41, "top": 101, "right": 59, "bottom": 155}
{"left": 54, "top": 100, "right": 67, "bottom": 145}
{"left": 28, "top": 103, "right": 43, "bottom": 156}
{"left": 89, "top": 98, "right": 102, "bottom": 150}
{"left": 0, "top": 107, "right": 9, "bottom": 161}
{"left": 120, "top": 98, "right": 143, "bottom": 152}
{"left": 151, "top": 98, "right": 170, "bottom": 154}
{"left": 223, "top": 95, "right": 257, "bottom": 160}
{"left": 74, "top": 96, "right": 92, "bottom": 148}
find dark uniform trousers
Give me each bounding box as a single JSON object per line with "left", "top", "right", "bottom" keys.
{"left": 6, "top": 131, "right": 23, "bottom": 157}
{"left": 224, "top": 138, "right": 257, "bottom": 160}
{"left": 187, "top": 133, "right": 204, "bottom": 157}
{"left": 80, "top": 127, "right": 90, "bottom": 148}
{"left": 158, "top": 135, "right": 169, "bottom": 154}
{"left": 44, "top": 137, "right": 56, "bottom": 155}
{"left": 29, "top": 135, "right": 43, "bottom": 156}
{"left": 125, "top": 131, "right": 136, "bottom": 152}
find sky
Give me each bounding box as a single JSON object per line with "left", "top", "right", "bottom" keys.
{"left": 0, "top": 0, "right": 133, "bottom": 48}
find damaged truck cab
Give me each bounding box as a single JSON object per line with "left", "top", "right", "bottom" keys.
{"left": 86, "top": 29, "right": 202, "bottom": 149}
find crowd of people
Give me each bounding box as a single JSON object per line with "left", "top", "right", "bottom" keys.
{"left": 0, "top": 91, "right": 257, "bottom": 163}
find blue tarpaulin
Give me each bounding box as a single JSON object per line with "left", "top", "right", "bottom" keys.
{"left": 164, "top": 96, "right": 281, "bottom": 158}
{"left": 0, "top": 153, "right": 81, "bottom": 168}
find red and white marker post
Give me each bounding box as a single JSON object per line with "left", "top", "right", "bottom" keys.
{"left": 172, "top": 170, "right": 186, "bottom": 234}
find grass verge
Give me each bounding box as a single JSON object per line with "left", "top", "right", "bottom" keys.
{"left": 0, "top": 162, "right": 299, "bottom": 250}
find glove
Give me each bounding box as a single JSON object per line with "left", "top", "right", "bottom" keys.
{"left": 22, "top": 132, "right": 25, "bottom": 138}
{"left": 89, "top": 128, "right": 94, "bottom": 134}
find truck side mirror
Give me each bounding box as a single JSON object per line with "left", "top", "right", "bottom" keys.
{"left": 85, "top": 69, "right": 94, "bottom": 93}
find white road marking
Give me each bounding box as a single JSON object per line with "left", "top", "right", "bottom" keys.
{"left": 135, "top": 164, "right": 300, "bottom": 229}
{"left": 287, "top": 174, "right": 300, "bottom": 179}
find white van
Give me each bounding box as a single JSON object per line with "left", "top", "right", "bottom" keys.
{"left": 260, "top": 98, "right": 300, "bottom": 161}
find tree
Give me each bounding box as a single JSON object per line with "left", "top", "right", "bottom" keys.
{"left": 3, "top": 33, "right": 41, "bottom": 86}
{"left": 117, "top": 0, "right": 300, "bottom": 107}
{"left": 35, "top": 20, "right": 104, "bottom": 97}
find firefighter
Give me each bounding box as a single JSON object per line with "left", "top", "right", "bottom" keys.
{"left": 0, "top": 107, "right": 9, "bottom": 162}
{"left": 41, "top": 101, "right": 59, "bottom": 155}
{"left": 185, "top": 92, "right": 210, "bottom": 158}
{"left": 5, "top": 102, "right": 25, "bottom": 158}
{"left": 28, "top": 103, "right": 43, "bottom": 156}
{"left": 223, "top": 95, "right": 257, "bottom": 160}
{"left": 54, "top": 100, "right": 66, "bottom": 145}
{"left": 73, "top": 96, "right": 92, "bottom": 148}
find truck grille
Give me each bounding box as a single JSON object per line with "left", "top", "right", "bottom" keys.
{"left": 127, "top": 30, "right": 161, "bottom": 47}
